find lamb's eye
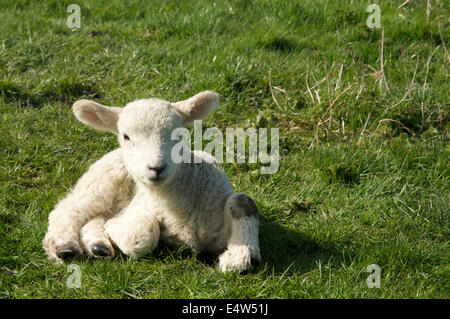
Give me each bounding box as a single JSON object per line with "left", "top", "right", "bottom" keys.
{"left": 123, "top": 134, "right": 130, "bottom": 141}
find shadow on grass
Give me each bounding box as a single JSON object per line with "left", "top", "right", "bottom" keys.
{"left": 138, "top": 214, "right": 351, "bottom": 277}
{"left": 0, "top": 78, "right": 103, "bottom": 108}
{"left": 257, "top": 216, "right": 351, "bottom": 276}
{"left": 68, "top": 215, "right": 351, "bottom": 277}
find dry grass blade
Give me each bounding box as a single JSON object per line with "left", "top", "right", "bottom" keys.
{"left": 358, "top": 113, "right": 371, "bottom": 145}
{"left": 397, "top": 0, "right": 415, "bottom": 10}
{"left": 304, "top": 77, "right": 326, "bottom": 94}
{"left": 410, "top": 54, "right": 420, "bottom": 87}
{"left": 268, "top": 68, "right": 283, "bottom": 112}
{"left": 379, "top": 28, "right": 390, "bottom": 92}
{"left": 305, "top": 73, "right": 315, "bottom": 104}
{"left": 318, "top": 83, "right": 355, "bottom": 124}
{"left": 335, "top": 64, "right": 344, "bottom": 91}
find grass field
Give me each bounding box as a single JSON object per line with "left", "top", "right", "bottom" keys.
{"left": 0, "top": 0, "right": 448, "bottom": 298}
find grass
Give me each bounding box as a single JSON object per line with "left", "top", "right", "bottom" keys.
{"left": 0, "top": 0, "right": 449, "bottom": 298}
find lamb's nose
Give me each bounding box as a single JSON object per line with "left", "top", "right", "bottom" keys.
{"left": 148, "top": 165, "right": 166, "bottom": 177}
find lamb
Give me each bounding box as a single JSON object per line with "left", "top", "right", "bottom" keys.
{"left": 43, "top": 91, "right": 261, "bottom": 273}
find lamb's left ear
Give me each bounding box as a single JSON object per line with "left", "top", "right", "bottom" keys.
{"left": 172, "top": 91, "right": 219, "bottom": 125}
{"left": 73, "top": 99, "right": 122, "bottom": 133}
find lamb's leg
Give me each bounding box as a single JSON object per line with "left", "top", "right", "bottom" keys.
{"left": 80, "top": 216, "right": 114, "bottom": 258}
{"left": 104, "top": 191, "right": 160, "bottom": 258}
{"left": 218, "top": 193, "right": 261, "bottom": 273}
{"left": 43, "top": 150, "right": 131, "bottom": 263}
{"left": 43, "top": 197, "right": 94, "bottom": 263}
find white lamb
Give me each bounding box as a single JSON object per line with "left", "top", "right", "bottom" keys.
{"left": 43, "top": 91, "right": 261, "bottom": 273}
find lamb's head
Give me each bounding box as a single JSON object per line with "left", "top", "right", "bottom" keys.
{"left": 73, "top": 91, "right": 219, "bottom": 187}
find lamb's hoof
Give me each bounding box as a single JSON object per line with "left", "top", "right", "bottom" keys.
{"left": 56, "top": 247, "right": 79, "bottom": 260}
{"left": 92, "top": 244, "right": 111, "bottom": 257}
{"left": 240, "top": 258, "right": 260, "bottom": 275}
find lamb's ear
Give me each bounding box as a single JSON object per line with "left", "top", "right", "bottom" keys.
{"left": 172, "top": 91, "right": 219, "bottom": 125}
{"left": 73, "top": 99, "right": 122, "bottom": 133}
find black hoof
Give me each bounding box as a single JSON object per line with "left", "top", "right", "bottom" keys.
{"left": 92, "top": 244, "right": 111, "bottom": 257}
{"left": 56, "top": 247, "right": 78, "bottom": 260}
{"left": 240, "top": 259, "right": 261, "bottom": 275}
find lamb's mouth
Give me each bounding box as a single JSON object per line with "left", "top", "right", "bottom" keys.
{"left": 144, "top": 175, "right": 167, "bottom": 186}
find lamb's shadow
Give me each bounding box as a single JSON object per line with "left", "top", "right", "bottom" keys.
{"left": 138, "top": 215, "right": 352, "bottom": 276}
{"left": 105, "top": 217, "right": 352, "bottom": 275}
{"left": 257, "top": 216, "right": 351, "bottom": 276}
{"left": 107, "top": 241, "right": 216, "bottom": 266}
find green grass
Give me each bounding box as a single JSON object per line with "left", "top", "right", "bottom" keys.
{"left": 0, "top": 0, "right": 449, "bottom": 298}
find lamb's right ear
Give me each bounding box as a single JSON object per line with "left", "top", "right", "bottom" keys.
{"left": 172, "top": 91, "right": 219, "bottom": 126}
{"left": 73, "top": 100, "right": 122, "bottom": 133}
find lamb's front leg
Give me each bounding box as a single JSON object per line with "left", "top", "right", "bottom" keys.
{"left": 218, "top": 193, "right": 261, "bottom": 273}
{"left": 80, "top": 216, "right": 115, "bottom": 258}
{"left": 43, "top": 150, "right": 131, "bottom": 263}
{"left": 104, "top": 191, "right": 160, "bottom": 258}
{"left": 43, "top": 194, "right": 109, "bottom": 263}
